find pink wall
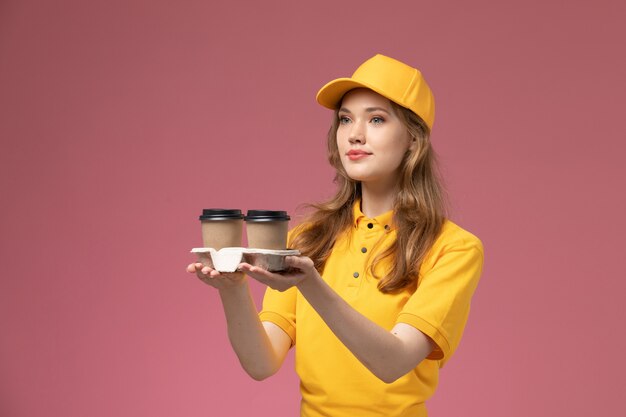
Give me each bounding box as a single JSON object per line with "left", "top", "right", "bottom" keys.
{"left": 1, "top": 0, "right": 624, "bottom": 415}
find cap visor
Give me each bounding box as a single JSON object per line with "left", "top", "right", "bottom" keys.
{"left": 316, "top": 78, "right": 383, "bottom": 110}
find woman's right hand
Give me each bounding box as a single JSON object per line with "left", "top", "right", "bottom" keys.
{"left": 186, "top": 263, "right": 246, "bottom": 289}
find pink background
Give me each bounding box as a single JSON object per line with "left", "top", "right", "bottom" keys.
{"left": 1, "top": 0, "right": 625, "bottom": 415}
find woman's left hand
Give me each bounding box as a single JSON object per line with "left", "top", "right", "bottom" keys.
{"left": 239, "top": 256, "right": 319, "bottom": 292}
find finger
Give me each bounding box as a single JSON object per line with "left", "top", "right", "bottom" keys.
{"left": 238, "top": 263, "right": 254, "bottom": 274}
{"left": 284, "top": 255, "right": 313, "bottom": 270}
{"left": 240, "top": 263, "right": 270, "bottom": 277}
{"left": 188, "top": 263, "right": 204, "bottom": 272}
{"left": 239, "top": 263, "right": 272, "bottom": 283}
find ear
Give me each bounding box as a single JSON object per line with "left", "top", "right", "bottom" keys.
{"left": 408, "top": 135, "right": 417, "bottom": 152}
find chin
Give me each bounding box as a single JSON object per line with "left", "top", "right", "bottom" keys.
{"left": 342, "top": 164, "right": 381, "bottom": 183}
{"left": 346, "top": 173, "right": 374, "bottom": 183}
{"left": 343, "top": 169, "right": 367, "bottom": 181}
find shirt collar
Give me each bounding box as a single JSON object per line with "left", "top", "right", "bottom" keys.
{"left": 352, "top": 199, "right": 394, "bottom": 232}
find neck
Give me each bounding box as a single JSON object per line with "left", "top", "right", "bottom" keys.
{"left": 360, "top": 178, "right": 398, "bottom": 218}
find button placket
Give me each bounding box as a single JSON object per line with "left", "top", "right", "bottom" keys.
{"left": 352, "top": 224, "right": 376, "bottom": 283}
{"left": 352, "top": 245, "right": 366, "bottom": 281}
{"left": 350, "top": 222, "right": 372, "bottom": 286}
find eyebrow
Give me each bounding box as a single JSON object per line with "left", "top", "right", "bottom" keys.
{"left": 338, "top": 106, "right": 391, "bottom": 114}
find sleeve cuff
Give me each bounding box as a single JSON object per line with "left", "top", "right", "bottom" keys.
{"left": 396, "top": 313, "right": 450, "bottom": 360}
{"left": 259, "top": 311, "right": 296, "bottom": 345}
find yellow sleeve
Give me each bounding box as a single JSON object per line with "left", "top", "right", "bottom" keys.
{"left": 396, "top": 228, "right": 484, "bottom": 364}
{"left": 259, "top": 287, "right": 297, "bottom": 344}
{"left": 257, "top": 226, "right": 305, "bottom": 345}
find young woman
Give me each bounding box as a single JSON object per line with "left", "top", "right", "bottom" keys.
{"left": 187, "top": 54, "right": 484, "bottom": 417}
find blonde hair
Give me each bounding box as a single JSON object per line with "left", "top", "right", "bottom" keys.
{"left": 290, "top": 100, "right": 447, "bottom": 293}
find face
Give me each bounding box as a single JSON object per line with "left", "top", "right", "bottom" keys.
{"left": 336, "top": 88, "right": 413, "bottom": 187}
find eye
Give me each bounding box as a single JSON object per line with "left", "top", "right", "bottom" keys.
{"left": 371, "top": 116, "right": 385, "bottom": 124}
{"left": 339, "top": 115, "right": 351, "bottom": 125}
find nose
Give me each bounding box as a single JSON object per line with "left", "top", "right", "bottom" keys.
{"left": 348, "top": 120, "right": 366, "bottom": 144}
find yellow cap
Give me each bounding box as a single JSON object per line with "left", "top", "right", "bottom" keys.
{"left": 316, "top": 54, "right": 435, "bottom": 129}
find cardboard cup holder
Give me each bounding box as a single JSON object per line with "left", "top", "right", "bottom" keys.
{"left": 191, "top": 247, "right": 300, "bottom": 272}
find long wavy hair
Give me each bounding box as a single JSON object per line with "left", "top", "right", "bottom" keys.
{"left": 290, "top": 99, "right": 447, "bottom": 293}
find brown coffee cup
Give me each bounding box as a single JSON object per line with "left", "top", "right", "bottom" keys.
{"left": 199, "top": 209, "right": 244, "bottom": 249}
{"left": 244, "top": 210, "right": 290, "bottom": 250}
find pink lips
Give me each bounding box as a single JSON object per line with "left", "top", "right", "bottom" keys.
{"left": 346, "top": 150, "right": 372, "bottom": 161}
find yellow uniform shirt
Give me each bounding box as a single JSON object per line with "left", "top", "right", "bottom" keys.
{"left": 259, "top": 201, "right": 484, "bottom": 417}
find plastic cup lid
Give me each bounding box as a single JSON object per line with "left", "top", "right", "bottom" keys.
{"left": 199, "top": 208, "right": 244, "bottom": 221}
{"left": 244, "top": 210, "right": 290, "bottom": 222}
